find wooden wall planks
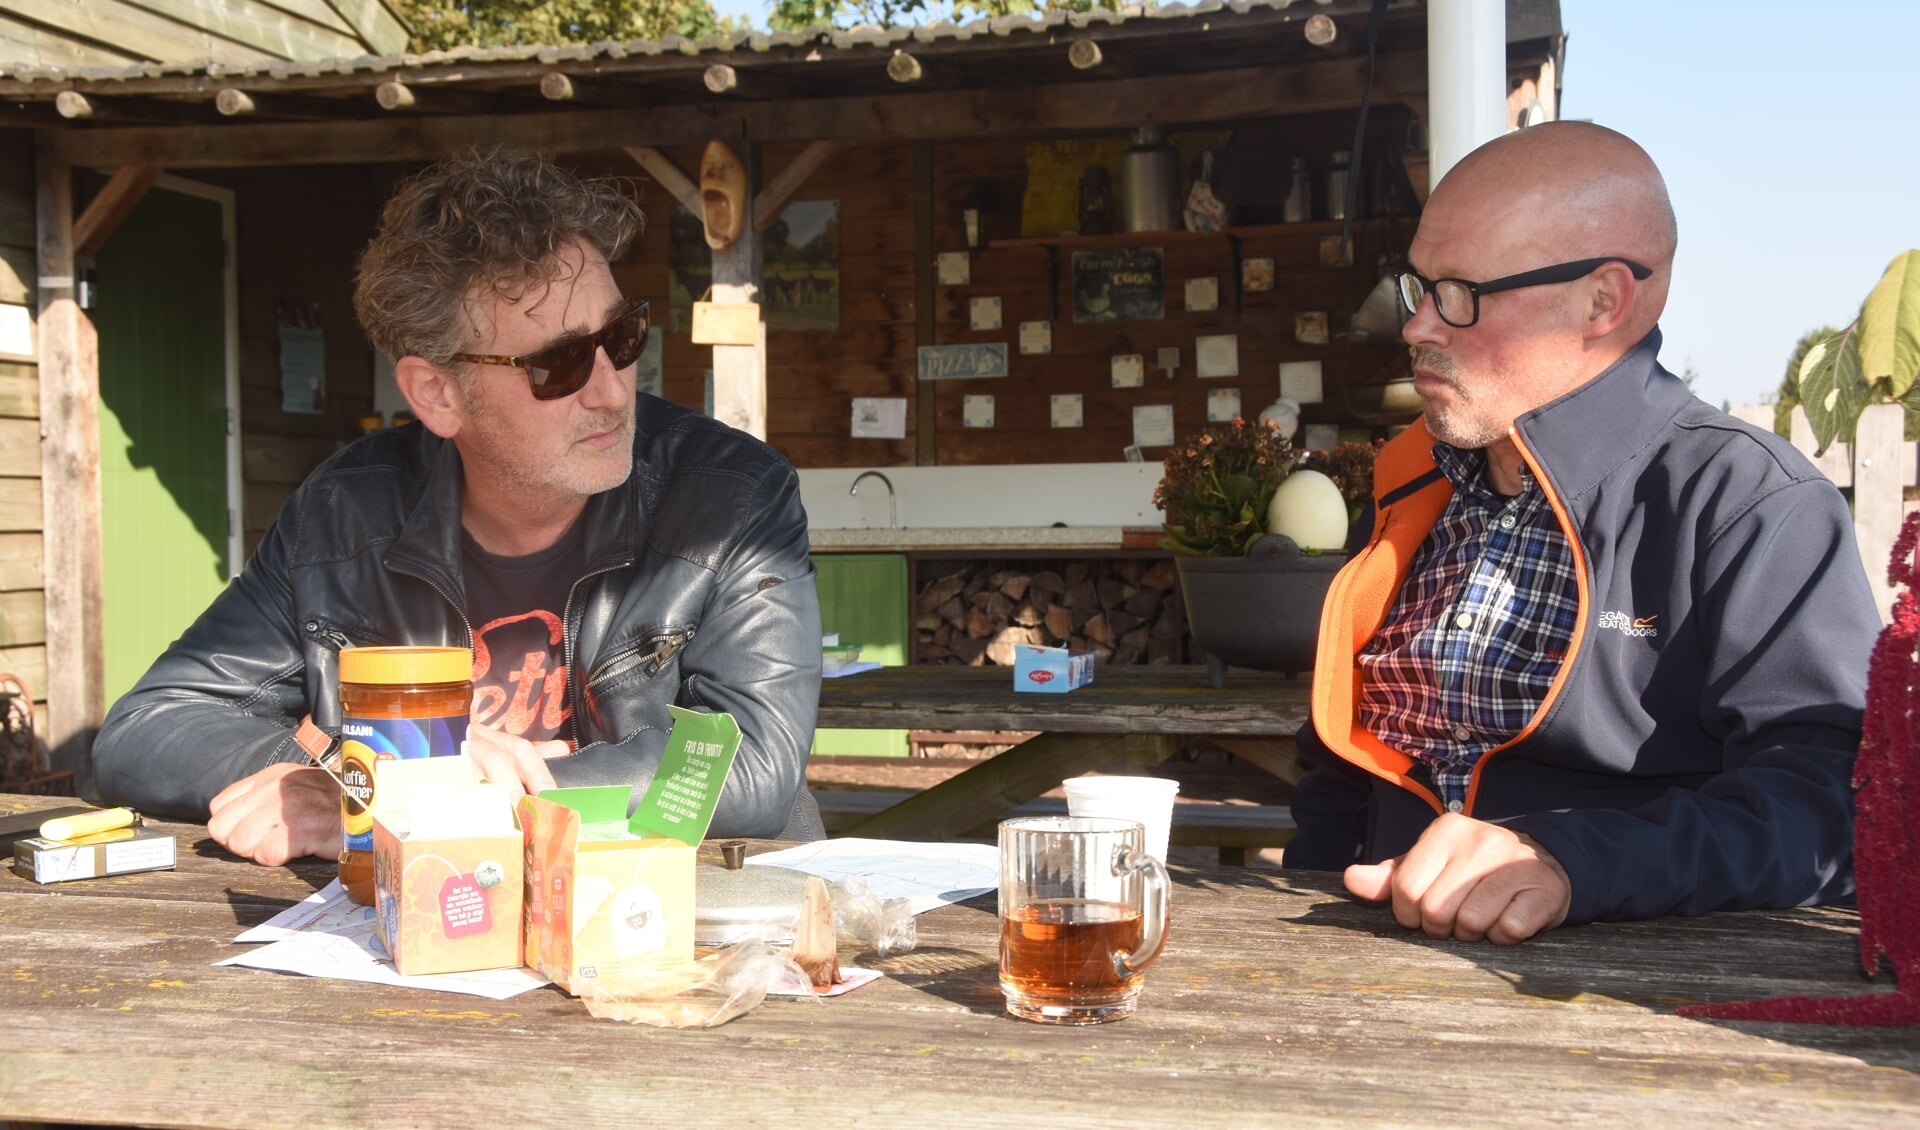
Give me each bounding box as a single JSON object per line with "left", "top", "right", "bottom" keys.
{"left": 0, "top": 131, "right": 47, "bottom": 723}
{"left": 627, "top": 134, "right": 1411, "bottom": 470}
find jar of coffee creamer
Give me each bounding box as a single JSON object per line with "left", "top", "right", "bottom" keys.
{"left": 336, "top": 645, "right": 473, "bottom": 905}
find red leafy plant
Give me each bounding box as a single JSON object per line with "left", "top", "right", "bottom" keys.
{"left": 1678, "top": 513, "right": 1920, "bottom": 1026}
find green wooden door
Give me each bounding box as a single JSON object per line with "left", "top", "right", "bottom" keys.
{"left": 95, "top": 185, "right": 231, "bottom": 707}
{"left": 813, "top": 553, "right": 909, "bottom": 758}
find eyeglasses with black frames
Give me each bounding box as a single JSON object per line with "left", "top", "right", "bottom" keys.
{"left": 1395, "top": 258, "right": 1653, "bottom": 329}
{"left": 450, "top": 298, "right": 649, "bottom": 400}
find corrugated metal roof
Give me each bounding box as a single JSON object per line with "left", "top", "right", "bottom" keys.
{"left": 0, "top": 0, "right": 1320, "bottom": 85}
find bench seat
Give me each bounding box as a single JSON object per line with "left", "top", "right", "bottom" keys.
{"left": 809, "top": 788, "right": 1295, "bottom": 866}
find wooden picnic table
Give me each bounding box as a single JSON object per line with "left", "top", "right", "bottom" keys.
{"left": 814, "top": 664, "right": 1310, "bottom": 842}
{"left": 1, "top": 794, "right": 1914, "bottom": 1128}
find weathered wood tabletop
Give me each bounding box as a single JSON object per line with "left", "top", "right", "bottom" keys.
{"left": 815, "top": 665, "right": 1309, "bottom": 840}
{"left": 2, "top": 795, "right": 1913, "bottom": 1129}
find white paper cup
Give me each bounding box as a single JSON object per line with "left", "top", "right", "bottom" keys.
{"left": 1061, "top": 775, "right": 1180, "bottom": 862}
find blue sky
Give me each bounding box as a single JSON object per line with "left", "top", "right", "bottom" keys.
{"left": 709, "top": 0, "right": 1920, "bottom": 409}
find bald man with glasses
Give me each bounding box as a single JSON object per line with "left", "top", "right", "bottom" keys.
{"left": 93, "top": 150, "right": 826, "bottom": 864}
{"left": 1286, "top": 122, "right": 1879, "bottom": 943}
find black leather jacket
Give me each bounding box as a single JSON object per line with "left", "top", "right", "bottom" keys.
{"left": 93, "top": 397, "right": 825, "bottom": 840}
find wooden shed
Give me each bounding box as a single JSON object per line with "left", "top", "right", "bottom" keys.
{"left": 0, "top": 0, "right": 1564, "bottom": 786}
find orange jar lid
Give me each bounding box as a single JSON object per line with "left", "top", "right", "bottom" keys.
{"left": 339, "top": 645, "right": 472, "bottom": 686}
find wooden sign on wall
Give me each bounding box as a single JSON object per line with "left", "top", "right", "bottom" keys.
{"left": 917, "top": 342, "right": 1009, "bottom": 381}
{"left": 1071, "top": 248, "right": 1164, "bottom": 324}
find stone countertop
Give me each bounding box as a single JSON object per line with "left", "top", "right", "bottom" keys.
{"left": 808, "top": 525, "right": 1126, "bottom": 551}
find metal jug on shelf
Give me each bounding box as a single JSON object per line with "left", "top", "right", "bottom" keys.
{"left": 1119, "top": 124, "right": 1179, "bottom": 233}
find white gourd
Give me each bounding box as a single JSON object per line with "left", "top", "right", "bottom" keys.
{"left": 1265, "top": 469, "right": 1349, "bottom": 550}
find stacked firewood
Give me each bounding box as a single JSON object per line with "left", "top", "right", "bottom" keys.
{"left": 914, "top": 558, "right": 1186, "bottom": 666}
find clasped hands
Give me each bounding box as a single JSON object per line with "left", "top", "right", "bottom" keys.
{"left": 207, "top": 722, "right": 569, "bottom": 866}
{"left": 1344, "top": 813, "right": 1571, "bottom": 945}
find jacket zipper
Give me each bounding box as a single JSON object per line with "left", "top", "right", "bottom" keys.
{"left": 584, "top": 628, "right": 698, "bottom": 691}
{"left": 1457, "top": 427, "right": 1594, "bottom": 814}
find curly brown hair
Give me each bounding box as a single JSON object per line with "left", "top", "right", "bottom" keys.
{"left": 352, "top": 148, "right": 644, "bottom": 364}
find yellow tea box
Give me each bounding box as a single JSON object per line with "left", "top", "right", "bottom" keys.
{"left": 519, "top": 789, "right": 694, "bottom": 994}
{"left": 371, "top": 756, "right": 524, "bottom": 977}
{"left": 519, "top": 705, "right": 742, "bottom": 995}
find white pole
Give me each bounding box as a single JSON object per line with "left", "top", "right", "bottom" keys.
{"left": 1426, "top": 0, "right": 1509, "bottom": 187}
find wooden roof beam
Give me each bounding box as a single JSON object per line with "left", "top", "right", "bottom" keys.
{"left": 53, "top": 91, "right": 208, "bottom": 125}
{"left": 623, "top": 146, "right": 699, "bottom": 213}
{"left": 46, "top": 51, "right": 1429, "bottom": 168}
{"left": 374, "top": 80, "right": 500, "bottom": 115}
{"left": 215, "top": 88, "right": 358, "bottom": 120}
{"left": 754, "top": 140, "right": 848, "bottom": 232}
{"left": 73, "top": 164, "right": 163, "bottom": 258}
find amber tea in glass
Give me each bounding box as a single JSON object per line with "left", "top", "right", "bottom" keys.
{"left": 997, "top": 816, "right": 1169, "bottom": 1024}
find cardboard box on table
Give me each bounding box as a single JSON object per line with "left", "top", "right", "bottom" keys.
{"left": 519, "top": 705, "right": 743, "bottom": 995}
{"left": 1013, "top": 643, "right": 1095, "bottom": 693}
{"left": 371, "top": 757, "right": 524, "bottom": 977}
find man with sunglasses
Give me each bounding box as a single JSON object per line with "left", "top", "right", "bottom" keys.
{"left": 93, "top": 150, "right": 827, "bottom": 864}
{"left": 1286, "top": 122, "right": 1879, "bottom": 943}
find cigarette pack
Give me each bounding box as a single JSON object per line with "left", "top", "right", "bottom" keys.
{"left": 12, "top": 824, "right": 177, "bottom": 883}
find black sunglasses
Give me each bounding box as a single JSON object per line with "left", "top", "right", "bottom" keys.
{"left": 1396, "top": 258, "right": 1653, "bottom": 328}
{"left": 451, "top": 298, "right": 649, "bottom": 400}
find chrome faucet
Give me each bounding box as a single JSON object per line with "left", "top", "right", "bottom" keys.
{"left": 849, "top": 470, "right": 897, "bottom": 529}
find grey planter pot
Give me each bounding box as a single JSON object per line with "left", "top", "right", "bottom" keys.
{"left": 1176, "top": 535, "right": 1345, "bottom": 687}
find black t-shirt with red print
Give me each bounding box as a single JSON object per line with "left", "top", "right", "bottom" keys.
{"left": 460, "top": 516, "right": 587, "bottom": 748}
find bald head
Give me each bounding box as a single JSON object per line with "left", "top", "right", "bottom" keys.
{"left": 1426, "top": 121, "right": 1676, "bottom": 336}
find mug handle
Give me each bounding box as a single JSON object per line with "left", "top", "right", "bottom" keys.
{"left": 1110, "top": 845, "right": 1169, "bottom": 976}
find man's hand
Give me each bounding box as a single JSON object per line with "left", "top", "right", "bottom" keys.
{"left": 465, "top": 723, "right": 568, "bottom": 798}
{"left": 1343, "top": 814, "right": 1572, "bottom": 945}
{"left": 208, "top": 763, "right": 341, "bottom": 866}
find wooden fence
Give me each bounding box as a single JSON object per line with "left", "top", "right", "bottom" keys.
{"left": 1728, "top": 401, "right": 1917, "bottom": 623}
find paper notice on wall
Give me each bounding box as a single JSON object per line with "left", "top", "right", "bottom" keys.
{"left": 635, "top": 329, "right": 664, "bottom": 400}
{"left": 1195, "top": 333, "right": 1238, "bottom": 378}
{"left": 851, "top": 397, "right": 907, "bottom": 439}
{"left": 1279, "top": 360, "right": 1324, "bottom": 404}
{"left": 963, "top": 394, "right": 996, "bottom": 428}
{"left": 0, "top": 304, "right": 30, "bottom": 357}
{"left": 937, "top": 252, "right": 971, "bottom": 286}
{"left": 277, "top": 299, "right": 325, "bottom": 415}
{"left": 1132, "top": 404, "right": 1175, "bottom": 448}
{"left": 1051, "top": 394, "right": 1084, "bottom": 428}
{"left": 1019, "top": 320, "right": 1052, "bottom": 355}
{"left": 1184, "top": 276, "right": 1219, "bottom": 313}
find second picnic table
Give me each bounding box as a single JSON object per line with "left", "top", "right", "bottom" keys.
{"left": 813, "top": 664, "right": 1310, "bottom": 843}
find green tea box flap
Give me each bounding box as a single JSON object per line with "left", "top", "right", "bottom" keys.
{"left": 629, "top": 706, "right": 743, "bottom": 845}
{"left": 534, "top": 786, "right": 633, "bottom": 840}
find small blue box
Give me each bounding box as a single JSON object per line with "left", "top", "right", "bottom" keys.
{"left": 1013, "top": 644, "right": 1095, "bottom": 694}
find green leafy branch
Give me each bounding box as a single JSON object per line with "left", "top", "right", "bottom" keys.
{"left": 1798, "top": 250, "right": 1920, "bottom": 455}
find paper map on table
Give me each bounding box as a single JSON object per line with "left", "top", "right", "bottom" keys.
{"left": 219, "top": 879, "right": 549, "bottom": 1000}
{"left": 746, "top": 838, "right": 998, "bottom": 916}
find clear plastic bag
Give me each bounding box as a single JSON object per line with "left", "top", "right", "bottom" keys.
{"left": 831, "top": 875, "right": 917, "bottom": 957}
{"left": 579, "top": 941, "right": 816, "bottom": 1028}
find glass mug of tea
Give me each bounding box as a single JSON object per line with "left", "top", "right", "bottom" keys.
{"left": 998, "top": 815, "right": 1170, "bottom": 1024}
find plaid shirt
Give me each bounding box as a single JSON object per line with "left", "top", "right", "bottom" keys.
{"left": 1355, "top": 443, "right": 1580, "bottom": 809}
